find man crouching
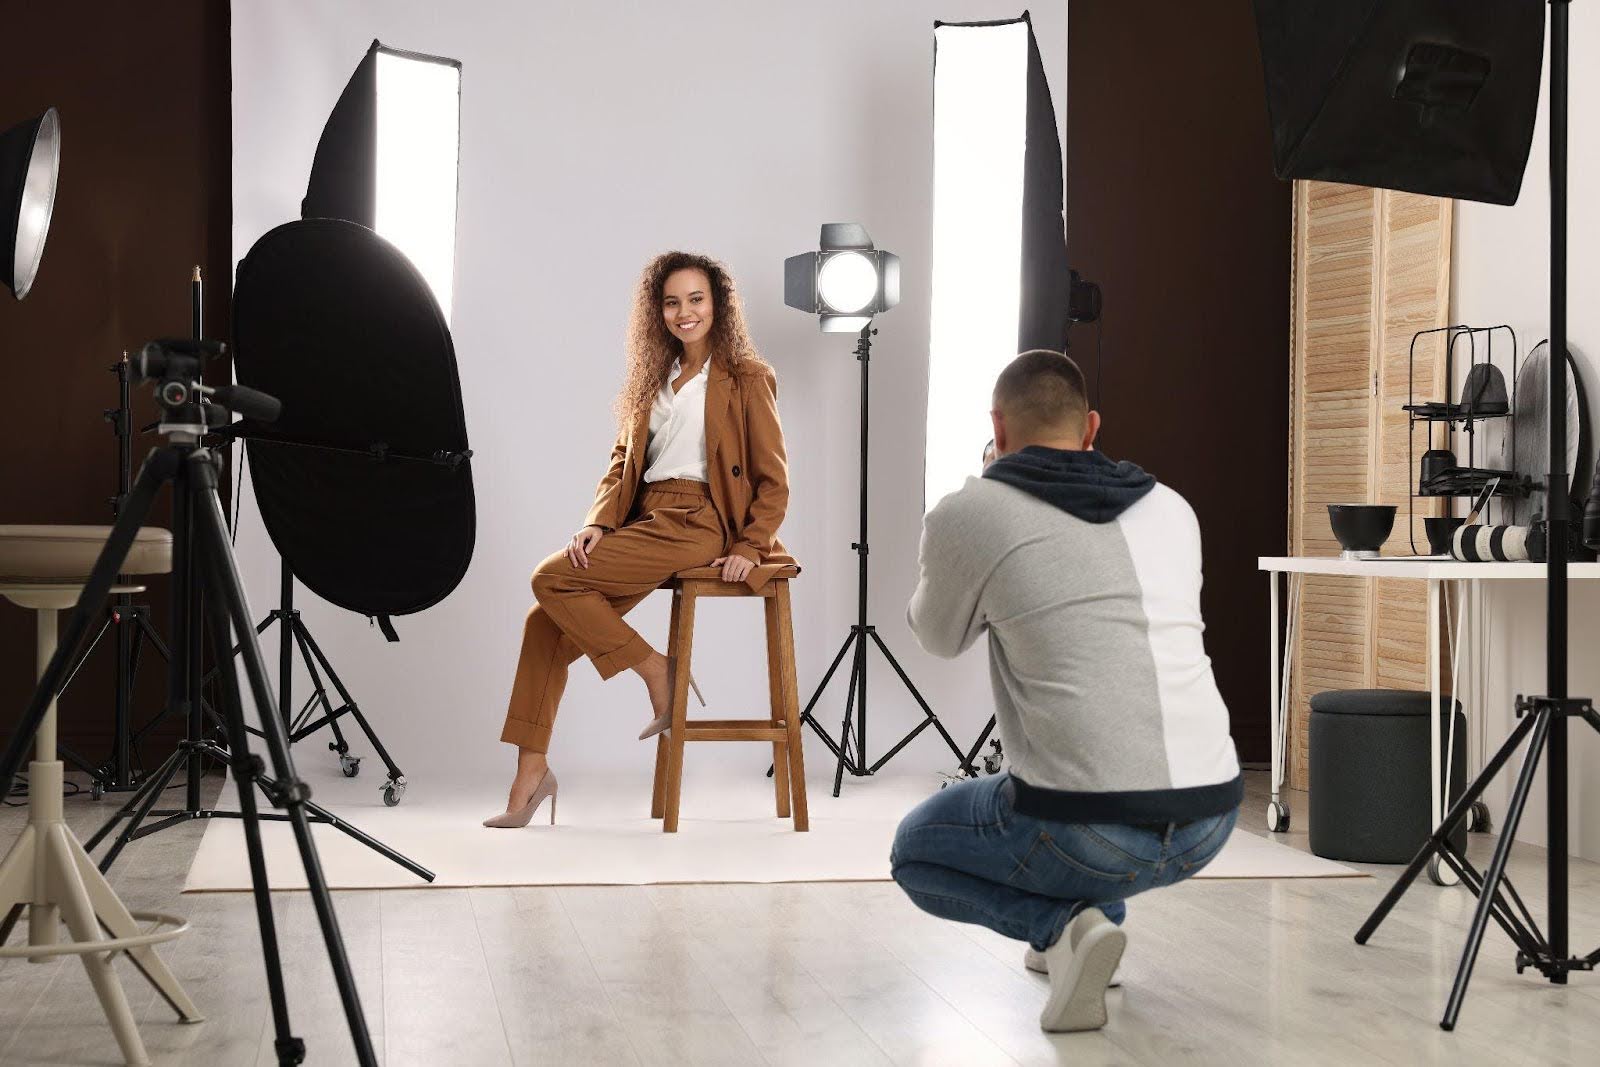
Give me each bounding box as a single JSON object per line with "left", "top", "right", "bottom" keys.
{"left": 892, "top": 349, "right": 1242, "bottom": 1033}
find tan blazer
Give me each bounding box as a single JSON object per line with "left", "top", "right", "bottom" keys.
{"left": 585, "top": 360, "right": 800, "bottom": 591}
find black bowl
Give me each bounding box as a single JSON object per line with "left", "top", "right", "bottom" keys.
{"left": 1327, "top": 504, "right": 1396, "bottom": 554}
{"left": 1425, "top": 516, "right": 1466, "bottom": 555}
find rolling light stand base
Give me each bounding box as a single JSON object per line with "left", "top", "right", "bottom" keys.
{"left": 258, "top": 602, "right": 409, "bottom": 806}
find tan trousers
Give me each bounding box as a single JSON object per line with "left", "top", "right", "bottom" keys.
{"left": 500, "top": 478, "right": 729, "bottom": 753}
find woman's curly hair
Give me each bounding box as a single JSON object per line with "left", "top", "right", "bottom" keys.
{"left": 614, "top": 251, "right": 772, "bottom": 432}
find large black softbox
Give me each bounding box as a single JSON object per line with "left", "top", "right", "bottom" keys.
{"left": 1253, "top": 0, "right": 1544, "bottom": 204}
{"left": 232, "top": 219, "right": 475, "bottom": 619}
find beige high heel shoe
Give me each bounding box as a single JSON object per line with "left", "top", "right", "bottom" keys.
{"left": 482, "top": 768, "right": 559, "bottom": 828}
{"left": 638, "top": 658, "right": 706, "bottom": 740}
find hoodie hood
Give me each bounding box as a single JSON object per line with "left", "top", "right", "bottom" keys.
{"left": 982, "top": 445, "right": 1156, "bottom": 523}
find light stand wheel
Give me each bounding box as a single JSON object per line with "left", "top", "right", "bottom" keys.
{"left": 1267, "top": 800, "right": 1290, "bottom": 833}
{"left": 1468, "top": 800, "right": 1492, "bottom": 833}
{"left": 339, "top": 754, "right": 361, "bottom": 778}
{"left": 382, "top": 777, "right": 407, "bottom": 807}
{"left": 1427, "top": 854, "right": 1461, "bottom": 888}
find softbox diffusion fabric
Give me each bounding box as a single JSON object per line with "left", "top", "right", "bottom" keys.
{"left": 926, "top": 14, "right": 1071, "bottom": 510}
{"left": 1252, "top": 0, "right": 1544, "bottom": 205}
{"left": 232, "top": 218, "right": 475, "bottom": 619}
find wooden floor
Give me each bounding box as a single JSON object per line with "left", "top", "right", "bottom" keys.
{"left": 2, "top": 770, "right": 1598, "bottom": 1066}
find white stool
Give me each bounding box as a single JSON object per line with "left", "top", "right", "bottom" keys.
{"left": 0, "top": 525, "right": 200, "bottom": 1066}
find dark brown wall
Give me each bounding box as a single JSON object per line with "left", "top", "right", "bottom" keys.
{"left": 1067, "top": 1, "right": 1288, "bottom": 762}
{"left": 1, "top": 5, "right": 231, "bottom": 759}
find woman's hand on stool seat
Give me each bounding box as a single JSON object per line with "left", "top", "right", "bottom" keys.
{"left": 711, "top": 554, "right": 754, "bottom": 583}
{"left": 567, "top": 525, "right": 606, "bottom": 569}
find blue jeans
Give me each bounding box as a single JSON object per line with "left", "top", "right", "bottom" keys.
{"left": 889, "top": 773, "right": 1237, "bottom": 950}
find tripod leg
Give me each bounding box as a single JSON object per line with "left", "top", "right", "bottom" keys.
{"left": 1356, "top": 710, "right": 1538, "bottom": 945}
{"left": 191, "top": 457, "right": 376, "bottom": 1067}
{"left": 834, "top": 638, "right": 863, "bottom": 798}
{"left": 797, "top": 631, "right": 857, "bottom": 764}
{"left": 1441, "top": 709, "right": 1551, "bottom": 1031}
{"left": 203, "top": 593, "right": 303, "bottom": 1064}
{"left": 866, "top": 630, "right": 976, "bottom": 776}
{"left": 299, "top": 621, "right": 405, "bottom": 783}
{"left": 88, "top": 743, "right": 186, "bottom": 870}
{"left": 0, "top": 448, "right": 179, "bottom": 798}
{"left": 961, "top": 717, "right": 998, "bottom": 779}
{"left": 290, "top": 623, "right": 344, "bottom": 739}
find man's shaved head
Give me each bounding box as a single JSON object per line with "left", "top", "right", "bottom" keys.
{"left": 992, "top": 349, "right": 1089, "bottom": 440}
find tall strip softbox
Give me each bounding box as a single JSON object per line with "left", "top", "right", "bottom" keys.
{"left": 927, "top": 13, "right": 1071, "bottom": 509}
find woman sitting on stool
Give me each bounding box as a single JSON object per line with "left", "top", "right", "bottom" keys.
{"left": 485, "top": 251, "right": 797, "bottom": 828}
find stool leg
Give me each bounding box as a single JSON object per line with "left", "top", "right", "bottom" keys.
{"left": 765, "top": 595, "right": 791, "bottom": 819}
{"left": 663, "top": 588, "right": 696, "bottom": 833}
{"left": 651, "top": 734, "right": 668, "bottom": 820}
{"left": 776, "top": 582, "right": 808, "bottom": 832}
{"left": 651, "top": 588, "right": 685, "bottom": 820}
{"left": 48, "top": 824, "right": 151, "bottom": 1066}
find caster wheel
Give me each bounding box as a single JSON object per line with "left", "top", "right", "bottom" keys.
{"left": 340, "top": 755, "right": 362, "bottom": 778}
{"left": 382, "top": 779, "right": 406, "bottom": 806}
{"left": 1468, "top": 801, "right": 1492, "bottom": 833}
{"left": 1427, "top": 855, "right": 1461, "bottom": 887}
{"left": 89, "top": 781, "right": 105, "bottom": 801}
{"left": 1267, "top": 800, "right": 1290, "bottom": 833}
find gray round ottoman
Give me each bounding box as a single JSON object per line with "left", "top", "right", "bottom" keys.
{"left": 1308, "top": 688, "right": 1468, "bottom": 863}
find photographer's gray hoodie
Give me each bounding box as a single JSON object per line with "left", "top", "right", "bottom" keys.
{"left": 907, "top": 446, "right": 1241, "bottom": 823}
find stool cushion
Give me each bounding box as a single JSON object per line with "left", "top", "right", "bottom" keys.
{"left": 0, "top": 525, "right": 172, "bottom": 582}
{"left": 1310, "top": 688, "right": 1459, "bottom": 717}
{"left": 1309, "top": 688, "right": 1467, "bottom": 863}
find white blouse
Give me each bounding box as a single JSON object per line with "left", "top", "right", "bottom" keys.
{"left": 643, "top": 357, "right": 710, "bottom": 483}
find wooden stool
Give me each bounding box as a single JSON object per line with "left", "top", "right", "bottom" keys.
{"left": 651, "top": 566, "right": 808, "bottom": 833}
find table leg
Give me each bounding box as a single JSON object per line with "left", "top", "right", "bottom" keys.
{"left": 1428, "top": 579, "right": 1442, "bottom": 831}
{"left": 1426, "top": 579, "right": 1460, "bottom": 886}
{"left": 1267, "top": 571, "right": 1296, "bottom": 833}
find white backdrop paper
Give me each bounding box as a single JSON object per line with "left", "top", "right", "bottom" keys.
{"left": 229, "top": 1, "right": 1067, "bottom": 783}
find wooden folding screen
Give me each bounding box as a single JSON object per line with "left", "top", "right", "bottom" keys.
{"left": 1287, "top": 182, "right": 1452, "bottom": 787}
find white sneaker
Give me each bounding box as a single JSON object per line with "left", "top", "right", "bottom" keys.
{"left": 1038, "top": 908, "right": 1127, "bottom": 1032}
{"left": 1023, "top": 935, "right": 1122, "bottom": 986}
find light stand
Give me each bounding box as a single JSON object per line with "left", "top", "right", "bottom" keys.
{"left": 1355, "top": 2, "right": 1598, "bottom": 1028}
{"left": 55, "top": 354, "right": 176, "bottom": 798}
{"left": 796, "top": 325, "right": 975, "bottom": 796}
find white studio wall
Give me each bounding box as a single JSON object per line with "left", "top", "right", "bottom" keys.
{"left": 229, "top": 1, "right": 1067, "bottom": 782}
{"left": 1452, "top": 5, "right": 1600, "bottom": 861}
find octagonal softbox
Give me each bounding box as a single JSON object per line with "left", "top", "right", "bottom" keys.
{"left": 232, "top": 218, "right": 475, "bottom": 619}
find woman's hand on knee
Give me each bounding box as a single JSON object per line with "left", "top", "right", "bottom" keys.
{"left": 567, "top": 525, "right": 605, "bottom": 569}
{"left": 710, "top": 553, "right": 754, "bottom": 583}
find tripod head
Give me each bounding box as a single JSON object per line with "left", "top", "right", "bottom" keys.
{"left": 136, "top": 339, "right": 281, "bottom": 438}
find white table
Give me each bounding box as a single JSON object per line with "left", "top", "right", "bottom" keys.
{"left": 1259, "top": 556, "right": 1600, "bottom": 885}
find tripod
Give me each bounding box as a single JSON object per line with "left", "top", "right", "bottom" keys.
{"left": 1355, "top": 5, "right": 1596, "bottom": 1030}
{"left": 794, "top": 325, "right": 974, "bottom": 797}
{"left": 0, "top": 343, "right": 390, "bottom": 1065}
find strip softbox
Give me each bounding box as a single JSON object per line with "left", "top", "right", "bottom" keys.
{"left": 303, "top": 40, "right": 462, "bottom": 320}
{"left": 232, "top": 218, "right": 475, "bottom": 620}
{"left": 926, "top": 13, "right": 1071, "bottom": 509}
